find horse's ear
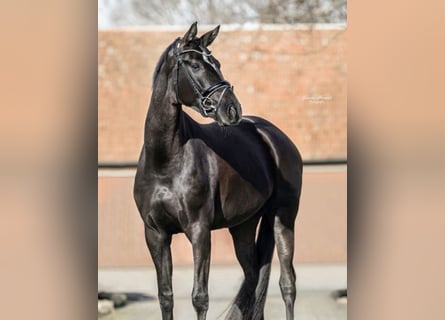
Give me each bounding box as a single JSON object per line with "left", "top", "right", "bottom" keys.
{"left": 201, "top": 25, "right": 220, "bottom": 47}
{"left": 181, "top": 21, "right": 198, "bottom": 47}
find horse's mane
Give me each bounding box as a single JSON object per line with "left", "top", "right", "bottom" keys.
{"left": 152, "top": 38, "right": 180, "bottom": 88}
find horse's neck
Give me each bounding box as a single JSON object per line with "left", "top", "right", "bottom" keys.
{"left": 144, "top": 75, "right": 183, "bottom": 168}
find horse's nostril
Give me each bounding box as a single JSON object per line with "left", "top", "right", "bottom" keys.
{"left": 228, "top": 105, "right": 237, "bottom": 120}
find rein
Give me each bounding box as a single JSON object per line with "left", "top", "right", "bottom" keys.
{"left": 173, "top": 46, "right": 233, "bottom": 117}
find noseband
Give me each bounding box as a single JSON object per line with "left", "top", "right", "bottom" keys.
{"left": 173, "top": 45, "right": 233, "bottom": 117}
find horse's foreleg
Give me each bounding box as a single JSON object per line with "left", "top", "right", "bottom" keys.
{"left": 145, "top": 227, "right": 174, "bottom": 320}
{"left": 187, "top": 224, "right": 211, "bottom": 320}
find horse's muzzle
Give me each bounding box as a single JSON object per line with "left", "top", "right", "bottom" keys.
{"left": 217, "top": 102, "right": 242, "bottom": 126}
{"left": 227, "top": 104, "right": 242, "bottom": 124}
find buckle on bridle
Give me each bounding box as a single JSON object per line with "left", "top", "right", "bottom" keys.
{"left": 199, "top": 81, "right": 232, "bottom": 116}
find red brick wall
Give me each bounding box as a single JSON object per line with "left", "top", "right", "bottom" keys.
{"left": 98, "top": 168, "right": 347, "bottom": 267}
{"left": 98, "top": 26, "right": 346, "bottom": 162}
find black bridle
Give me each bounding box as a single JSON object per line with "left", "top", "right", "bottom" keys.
{"left": 173, "top": 44, "right": 233, "bottom": 117}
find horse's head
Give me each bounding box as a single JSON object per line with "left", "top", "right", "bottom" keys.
{"left": 169, "top": 22, "right": 242, "bottom": 126}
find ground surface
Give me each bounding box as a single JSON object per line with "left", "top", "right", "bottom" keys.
{"left": 98, "top": 264, "right": 347, "bottom": 320}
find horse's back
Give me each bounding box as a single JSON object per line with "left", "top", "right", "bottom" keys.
{"left": 243, "top": 115, "right": 302, "bottom": 171}
{"left": 181, "top": 113, "right": 302, "bottom": 204}
{"left": 243, "top": 115, "right": 303, "bottom": 207}
{"left": 181, "top": 114, "right": 277, "bottom": 196}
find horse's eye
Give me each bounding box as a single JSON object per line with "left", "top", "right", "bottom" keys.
{"left": 191, "top": 63, "right": 201, "bottom": 70}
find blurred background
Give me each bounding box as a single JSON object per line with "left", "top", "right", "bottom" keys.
{"left": 98, "top": 0, "right": 346, "bottom": 268}
{"left": 98, "top": 0, "right": 346, "bottom": 28}
{"left": 98, "top": 1, "right": 346, "bottom": 318}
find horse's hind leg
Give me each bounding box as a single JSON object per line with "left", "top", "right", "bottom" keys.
{"left": 274, "top": 207, "right": 298, "bottom": 320}
{"left": 226, "top": 216, "right": 260, "bottom": 319}
{"left": 145, "top": 227, "right": 174, "bottom": 320}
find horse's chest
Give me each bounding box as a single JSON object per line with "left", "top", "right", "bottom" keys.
{"left": 151, "top": 184, "right": 177, "bottom": 206}
{"left": 145, "top": 171, "right": 211, "bottom": 223}
{"left": 149, "top": 184, "right": 182, "bottom": 216}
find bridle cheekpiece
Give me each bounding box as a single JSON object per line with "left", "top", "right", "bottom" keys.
{"left": 173, "top": 42, "right": 233, "bottom": 118}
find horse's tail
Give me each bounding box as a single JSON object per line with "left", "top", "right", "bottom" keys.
{"left": 252, "top": 215, "right": 275, "bottom": 319}
{"left": 225, "top": 215, "right": 275, "bottom": 320}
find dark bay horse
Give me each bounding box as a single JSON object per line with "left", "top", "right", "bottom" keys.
{"left": 134, "top": 22, "right": 302, "bottom": 320}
